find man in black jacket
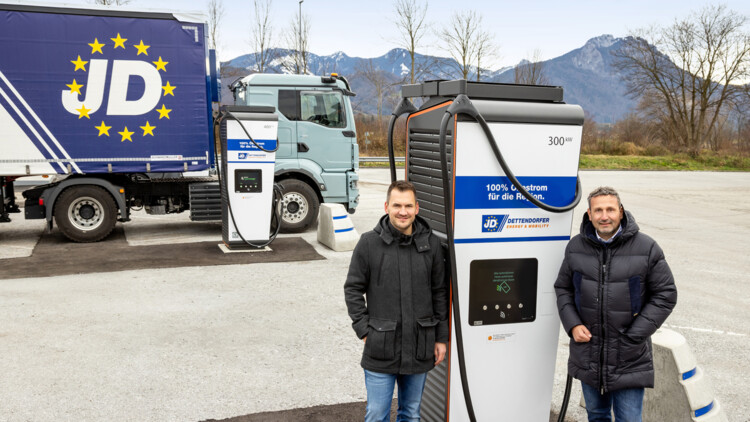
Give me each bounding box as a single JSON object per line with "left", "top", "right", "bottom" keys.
{"left": 555, "top": 186, "right": 677, "bottom": 422}
{"left": 344, "top": 180, "right": 449, "bottom": 422}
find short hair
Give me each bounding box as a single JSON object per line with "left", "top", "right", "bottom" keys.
{"left": 587, "top": 186, "right": 622, "bottom": 209}
{"left": 387, "top": 180, "right": 418, "bottom": 202}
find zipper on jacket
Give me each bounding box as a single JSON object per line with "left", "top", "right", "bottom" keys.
{"left": 598, "top": 248, "right": 608, "bottom": 395}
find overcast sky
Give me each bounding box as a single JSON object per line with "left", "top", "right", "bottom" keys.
{"left": 27, "top": 0, "right": 750, "bottom": 68}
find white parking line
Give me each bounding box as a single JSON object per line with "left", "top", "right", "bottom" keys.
{"left": 664, "top": 323, "right": 747, "bottom": 337}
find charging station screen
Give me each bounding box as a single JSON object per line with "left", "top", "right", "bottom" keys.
{"left": 235, "top": 169, "right": 262, "bottom": 193}
{"left": 468, "top": 258, "right": 537, "bottom": 325}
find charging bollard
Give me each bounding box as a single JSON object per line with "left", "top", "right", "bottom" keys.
{"left": 390, "top": 80, "right": 583, "bottom": 421}
{"left": 218, "top": 106, "right": 281, "bottom": 250}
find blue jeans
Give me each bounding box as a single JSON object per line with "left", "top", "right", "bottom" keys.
{"left": 364, "top": 370, "right": 427, "bottom": 422}
{"left": 581, "top": 382, "right": 644, "bottom": 422}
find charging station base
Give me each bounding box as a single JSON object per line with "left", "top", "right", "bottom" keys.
{"left": 217, "top": 243, "right": 272, "bottom": 254}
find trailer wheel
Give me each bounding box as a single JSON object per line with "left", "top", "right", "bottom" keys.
{"left": 277, "top": 179, "right": 319, "bottom": 233}
{"left": 54, "top": 186, "right": 117, "bottom": 242}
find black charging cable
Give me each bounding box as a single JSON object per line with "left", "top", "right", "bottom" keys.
{"left": 386, "top": 98, "right": 418, "bottom": 182}
{"left": 441, "top": 94, "right": 582, "bottom": 213}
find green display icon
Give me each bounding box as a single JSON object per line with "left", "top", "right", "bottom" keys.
{"left": 499, "top": 281, "right": 510, "bottom": 293}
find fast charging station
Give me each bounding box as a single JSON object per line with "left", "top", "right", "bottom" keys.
{"left": 389, "top": 80, "right": 584, "bottom": 421}
{"left": 219, "top": 106, "right": 279, "bottom": 249}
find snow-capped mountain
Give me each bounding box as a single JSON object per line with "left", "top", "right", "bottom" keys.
{"left": 221, "top": 35, "right": 637, "bottom": 123}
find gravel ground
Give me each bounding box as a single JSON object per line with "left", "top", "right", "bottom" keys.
{"left": 0, "top": 169, "right": 748, "bottom": 421}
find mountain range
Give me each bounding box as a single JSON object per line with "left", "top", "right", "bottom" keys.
{"left": 220, "top": 34, "right": 636, "bottom": 123}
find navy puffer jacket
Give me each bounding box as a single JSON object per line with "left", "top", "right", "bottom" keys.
{"left": 555, "top": 210, "right": 677, "bottom": 392}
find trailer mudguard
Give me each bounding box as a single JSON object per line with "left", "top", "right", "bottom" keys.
{"left": 41, "top": 178, "right": 128, "bottom": 230}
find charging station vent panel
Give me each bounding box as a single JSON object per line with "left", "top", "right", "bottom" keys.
{"left": 406, "top": 109, "right": 453, "bottom": 237}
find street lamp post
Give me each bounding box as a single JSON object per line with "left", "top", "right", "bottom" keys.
{"left": 298, "top": 0, "right": 304, "bottom": 74}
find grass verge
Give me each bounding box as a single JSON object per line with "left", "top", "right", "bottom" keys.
{"left": 579, "top": 154, "right": 750, "bottom": 171}
{"left": 360, "top": 154, "right": 750, "bottom": 171}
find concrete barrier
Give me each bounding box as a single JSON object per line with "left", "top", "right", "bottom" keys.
{"left": 578, "top": 328, "right": 726, "bottom": 421}
{"left": 645, "top": 328, "right": 727, "bottom": 422}
{"left": 317, "top": 203, "right": 359, "bottom": 252}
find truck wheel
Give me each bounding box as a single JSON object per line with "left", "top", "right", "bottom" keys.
{"left": 54, "top": 186, "right": 117, "bottom": 242}
{"left": 277, "top": 179, "right": 319, "bottom": 233}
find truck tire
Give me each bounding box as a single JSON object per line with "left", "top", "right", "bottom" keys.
{"left": 277, "top": 179, "right": 319, "bottom": 233}
{"left": 54, "top": 185, "right": 117, "bottom": 242}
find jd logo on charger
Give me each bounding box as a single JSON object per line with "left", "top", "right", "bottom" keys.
{"left": 482, "top": 214, "right": 509, "bottom": 233}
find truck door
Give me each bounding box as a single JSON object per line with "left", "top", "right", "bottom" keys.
{"left": 296, "top": 89, "right": 353, "bottom": 171}
{"left": 275, "top": 89, "right": 298, "bottom": 161}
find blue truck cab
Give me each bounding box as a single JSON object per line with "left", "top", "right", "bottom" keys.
{"left": 230, "top": 74, "right": 360, "bottom": 232}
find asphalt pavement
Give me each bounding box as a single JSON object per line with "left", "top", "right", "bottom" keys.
{"left": 0, "top": 169, "right": 748, "bottom": 421}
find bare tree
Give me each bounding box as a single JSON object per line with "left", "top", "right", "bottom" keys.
{"left": 207, "top": 0, "right": 225, "bottom": 51}
{"left": 514, "top": 49, "right": 549, "bottom": 85}
{"left": 282, "top": 10, "right": 311, "bottom": 74}
{"left": 438, "top": 11, "right": 478, "bottom": 80}
{"left": 249, "top": 0, "right": 274, "bottom": 73}
{"left": 91, "top": 0, "right": 130, "bottom": 5}
{"left": 580, "top": 111, "right": 600, "bottom": 153}
{"left": 613, "top": 5, "right": 750, "bottom": 152}
{"left": 474, "top": 29, "right": 496, "bottom": 82}
{"left": 355, "top": 59, "right": 394, "bottom": 119}
{"left": 393, "top": 0, "right": 428, "bottom": 84}
{"left": 438, "top": 11, "right": 496, "bottom": 81}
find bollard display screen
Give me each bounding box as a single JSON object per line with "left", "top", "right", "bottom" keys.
{"left": 468, "top": 258, "right": 537, "bottom": 326}
{"left": 234, "top": 169, "right": 262, "bottom": 193}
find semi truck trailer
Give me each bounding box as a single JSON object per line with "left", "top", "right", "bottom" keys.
{"left": 0, "top": 2, "right": 359, "bottom": 242}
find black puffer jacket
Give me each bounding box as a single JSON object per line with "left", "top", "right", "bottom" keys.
{"left": 344, "top": 214, "right": 448, "bottom": 375}
{"left": 555, "top": 210, "right": 677, "bottom": 392}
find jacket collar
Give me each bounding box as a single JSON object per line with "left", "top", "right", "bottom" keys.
{"left": 581, "top": 208, "right": 639, "bottom": 247}
{"left": 374, "top": 214, "right": 432, "bottom": 253}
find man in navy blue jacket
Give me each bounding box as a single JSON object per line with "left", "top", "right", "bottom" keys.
{"left": 555, "top": 186, "right": 677, "bottom": 421}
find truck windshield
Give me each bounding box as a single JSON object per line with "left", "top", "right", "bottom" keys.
{"left": 300, "top": 91, "right": 346, "bottom": 128}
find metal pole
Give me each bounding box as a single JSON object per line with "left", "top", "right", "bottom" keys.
{"left": 298, "top": 0, "right": 304, "bottom": 73}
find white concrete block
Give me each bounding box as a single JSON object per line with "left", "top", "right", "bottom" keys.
{"left": 692, "top": 399, "right": 728, "bottom": 422}
{"left": 681, "top": 367, "right": 716, "bottom": 413}
{"left": 643, "top": 328, "right": 726, "bottom": 421}
{"left": 578, "top": 329, "right": 726, "bottom": 422}
{"left": 653, "top": 328, "right": 697, "bottom": 374}
{"left": 317, "top": 203, "right": 359, "bottom": 252}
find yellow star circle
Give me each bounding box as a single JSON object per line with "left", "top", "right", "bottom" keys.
{"left": 156, "top": 104, "right": 172, "bottom": 119}
{"left": 88, "top": 38, "right": 105, "bottom": 54}
{"left": 73, "top": 33, "right": 173, "bottom": 142}
{"left": 152, "top": 56, "right": 168, "bottom": 71}
{"left": 111, "top": 33, "right": 127, "bottom": 49}
{"left": 66, "top": 79, "right": 84, "bottom": 95}
{"left": 71, "top": 55, "right": 88, "bottom": 72}
{"left": 162, "top": 81, "right": 176, "bottom": 96}
{"left": 95, "top": 121, "right": 111, "bottom": 137}
{"left": 118, "top": 127, "right": 135, "bottom": 142}
{"left": 140, "top": 121, "right": 156, "bottom": 136}
{"left": 76, "top": 105, "right": 92, "bottom": 119}
{"left": 134, "top": 40, "right": 150, "bottom": 56}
